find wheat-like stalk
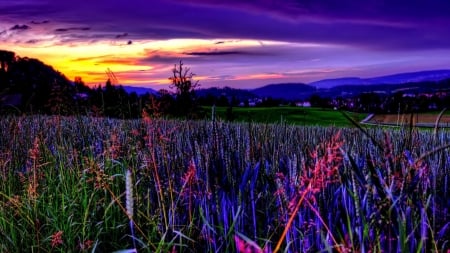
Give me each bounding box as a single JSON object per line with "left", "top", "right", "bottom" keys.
{"left": 125, "top": 169, "right": 134, "bottom": 220}
{"left": 125, "top": 169, "right": 137, "bottom": 251}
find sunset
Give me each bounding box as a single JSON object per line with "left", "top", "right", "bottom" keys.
{"left": 1, "top": 0, "right": 450, "bottom": 89}
{"left": 1, "top": 2, "right": 450, "bottom": 252}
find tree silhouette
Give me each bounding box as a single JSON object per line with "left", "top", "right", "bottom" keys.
{"left": 0, "top": 50, "right": 16, "bottom": 91}
{"left": 45, "top": 79, "right": 75, "bottom": 115}
{"left": 5, "top": 56, "right": 74, "bottom": 113}
{"left": 169, "top": 61, "right": 200, "bottom": 118}
{"left": 0, "top": 50, "right": 15, "bottom": 73}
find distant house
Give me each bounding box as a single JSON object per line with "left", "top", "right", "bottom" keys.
{"left": 239, "top": 98, "right": 261, "bottom": 107}
{"left": 296, "top": 101, "right": 311, "bottom": 107}
{"left": 428, "top": 103, "right": 438, "bottom": 110}
{"left": 402, "top": 93, "right": 415, "bottom": 98}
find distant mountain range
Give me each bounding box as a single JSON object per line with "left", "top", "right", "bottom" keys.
{"left": 196, "top": 86, "right": 256, "bottom": 101}
{"left": 308, "top": 69, "right": 450, "bottom": 88}
{"left": 191, "top": 69, "right": 450, "bottom": 101}
{"left": 122, "top": 85, "right": 157, "bottom": 95}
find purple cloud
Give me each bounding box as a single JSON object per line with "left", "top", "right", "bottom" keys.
{"left": 1, "top": 0, "right": 449, "bottom": 51}
{"left": 141, "top": 54, "right": 188, "bottom": 65}
{"left": 55, "top": 27, "right": 90, "bottom": 32}
{"left": 115, "top": 32, "right": 128, "bottom": 38}
{"left": 10, "top": 24, "right": 29, "bottom": 30}
{"left": 31, "top": 20, "right": 49, "bottom": 24}
{"left": 26, "top": 39, "right": 38, "bottom": 44}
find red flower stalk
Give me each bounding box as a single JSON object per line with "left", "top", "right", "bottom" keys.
{"left": 50, "top": 231, "right": 63, "bottom": 248}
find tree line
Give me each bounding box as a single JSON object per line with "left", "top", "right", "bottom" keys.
{"left": 2, "top": 49, "right": 450, "bottom": 119}
{"left": 0, "top": 50, "right": 202, "bottom": 119}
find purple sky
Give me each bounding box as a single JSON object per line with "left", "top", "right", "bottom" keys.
{"left": 1, "top": 0, "right": 450, "bottom": 89}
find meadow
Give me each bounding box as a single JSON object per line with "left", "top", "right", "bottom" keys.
{"left": 203, "top": 106, "right": 367, "bottom": 127}
{"left": 0, "top": 115, "right": 449, "bottom": 252}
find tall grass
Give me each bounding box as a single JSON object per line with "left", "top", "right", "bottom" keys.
{"left": 0, "top": 115, "right": 448, "bottom": 252}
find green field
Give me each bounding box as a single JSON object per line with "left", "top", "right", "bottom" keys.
{"left": 204, "top": 106, "right": 367, "bottom": 127}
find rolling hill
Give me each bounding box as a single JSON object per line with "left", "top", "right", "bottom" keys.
{"left": 122, "top": 85, "right": 157, "bottom": 95}
{"left": 251, "top": 83, "right": 316, "bottom": 100}
{"left": 309, "top": 69, "right": 450, "bottom": 88}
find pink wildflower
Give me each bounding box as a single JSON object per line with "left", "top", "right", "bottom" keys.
{"left": 50, "top": 231, "right": 63, "bottom": 248}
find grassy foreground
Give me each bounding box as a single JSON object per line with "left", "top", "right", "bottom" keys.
{"left": 0, "top": 115, "right": 449, "bottom": 252}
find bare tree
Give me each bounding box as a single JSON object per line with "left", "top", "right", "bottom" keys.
{"left": 169, "top": 60, "right": 199, "bottom": 95}
{"left": 169, "top": 61, "right": 200, "bottom": 118}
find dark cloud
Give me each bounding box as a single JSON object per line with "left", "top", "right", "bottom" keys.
{"left": 115, "top": 32, "right": 128, "bottom": 38}
{"left": 184, "top": 51, "right": 247, "bottom": 56}
{"left": 71, "top": 55, "right": 113, "bottom": 62}
{"left": 214, "top": 40, "right": 240, "bottom": 45}
{"left": 31, "top": 20, "right": 49, "bottom": 24}
{"left": 10, "top": 24, "right": 29, "bottom": 30}
{"left": 211, "top": 75, "right": 235, "bottom": 79}
{"left": 55, "top": 27, "right": 90, "bottom": 32}
{"left": 142, "top": 54, "right": 186, "bottom": 65}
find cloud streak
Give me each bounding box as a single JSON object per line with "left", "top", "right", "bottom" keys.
{"left": 10, "top": 24, "right": 30, "bottom": 30}
{"left": 184, "top": 51, "right": 248, "bottom": 56}
{"left": 55, "top": 27, "right": 90, "bottom": 32}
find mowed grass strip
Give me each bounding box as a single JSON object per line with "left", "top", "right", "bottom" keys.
{"left": 204, "top": 106, "right": 367, "bottom": 127}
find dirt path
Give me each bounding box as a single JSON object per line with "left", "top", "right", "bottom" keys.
{"left": 362, "top": 113, "right": 450, "bottom": 127}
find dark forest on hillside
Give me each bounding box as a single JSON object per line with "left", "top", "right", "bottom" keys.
{"left": 0, "top": 50, "right": 204, "bottom": 119}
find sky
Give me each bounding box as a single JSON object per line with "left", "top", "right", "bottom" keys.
{"left": 1, "top": 0, "right": 450, "bottom": 90}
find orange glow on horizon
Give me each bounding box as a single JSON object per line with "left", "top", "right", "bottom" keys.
{"left": 3, "top": 37, "right": 339, "bottom": 88}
